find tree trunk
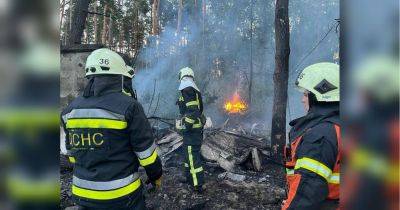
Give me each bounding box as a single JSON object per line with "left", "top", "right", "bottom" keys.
{"left": 176, "top": 0, "right": 183, "bottom": 34}
{"left": 118, "top": 0, "right": 124, "bottom": 52}
{"left": 93, "top": 1, "right": 99, "bottom": 44}
{"left": 67, "top": 0, "right": 74, "bottom": 45}
{"left": 101, "top": 3, "right": 109, "bottom": 45}
{"left": 270, "top": 0, "right": 290, "bottom": 161}
{"left": 249, "top": 0, "right": 254, "bottom": 106}
{"left": 108, "top": 10, "right": 113, "bottom": 48}
{"left": 60, "top": 0, "right": 66, "bottom": 32}
{"left": 68, "top": 0, "right": 90, "bottom": 45}
{"left": 152, "top": 0, "right": 160, "bottom": 35}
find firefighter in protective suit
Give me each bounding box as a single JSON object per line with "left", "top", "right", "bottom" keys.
{"left": 176, "top": 67, "right": 206, "bottom": 192}
{"left": 61, "top": 48, "right": 162, "bottom": 210}
{"left": 282, "top": 62, "right": 341, "bottom": 210}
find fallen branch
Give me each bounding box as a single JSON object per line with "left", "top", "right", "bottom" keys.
{"left": 152, "top": 93, "right": 160, "bottom": 116}
{"left": 147, "top": 116, "right": 175, "bottom": 127}
{"left": 220, "top": 130, "right": 266, "bottom": 148}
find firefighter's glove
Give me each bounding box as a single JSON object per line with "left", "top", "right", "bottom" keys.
{"left": 146, "top": 177, "right": 162, "bottom": 193}
{"left": 154, "top": 177, "right": 162, "bottom": 188}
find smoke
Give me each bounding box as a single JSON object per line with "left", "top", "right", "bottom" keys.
{"left": 134, "top": 0, "right": 339, "bottom": 128}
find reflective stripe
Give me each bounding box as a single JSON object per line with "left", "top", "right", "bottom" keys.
{"left": 193, "top": 121, "right": 202, "bottom": 128}
{"left": 186, "top": 101, "right": 199, "bottom": 107}
{"left": 195, "top": 93, "right": 200, "bottom": 109}
{"left": 286, "top": 168, "right": 294, "bottom": 175}
{"left": 72, "top": 178, "right": 141, "bottom": 200}
{"left": 179, "top": 96, "right": 184, "bottom": 101}
{"left": 138, "top": 149, "right": 158, "bottom": 167}
{"left": 184, "top": 117, "right": 202, "bottom": 128}
{"left": 62, "top": 109, "right": 125, "bottom": 122}
{"left": 184, "top": 163, "right": 189, "bottom": 167}
{"left": 184, "top": 117, "right": 195, "bottom": 124}
{"left": 73, "top": 174, "right": 139, "bottom": 191}
{"left": 122, "top": 90, "right": 132, "bottom": 97}
{"left": 188, "top": 146, "right": 202, "bottom": 186}
{"left": 68, "top": 156, "right": 76, "bottom": 163}
{"left": 191, "top": 167, "right": 203, "bottom": 174}
{"left": 295, "top": 157, "right": 332, "bottom": 181}
{"left": 0, "top": 109, "right": 59, "bottom": 127}
{"left": 135, "top": 143, "right": 157, "bottom": 159}
{"left": 66, "top": 119, "right": 127, "bottom": 129}
{"left": 6, "top": 174, "right": 59, "bottom": 201}
{"left": 328, "top": 173, "right": 340, "bottom": 184}
{"left": 352, "top": 148, "right": 389, "bottom": 177}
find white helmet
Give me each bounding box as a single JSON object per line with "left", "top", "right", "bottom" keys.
{"left": 85, "top": 48, "right": 134, "bottom": 78}
{"left": 296, "top": 62, "right": 340, "bottom": 102}
{"left": 179, "top": 67, "right": 195, "bottom": 80}
{"left": 355, "top": 57, "right": 399, "bottom": 101}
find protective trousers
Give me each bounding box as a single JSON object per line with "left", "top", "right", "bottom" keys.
{"left": 77, "top": 193, "right": 147, "bottom": 210}
{"left": 182, "top": 131, "right": 204, "bottom": 187}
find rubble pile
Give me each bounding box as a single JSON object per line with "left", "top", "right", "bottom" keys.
{"left": 61, "top": 119, "right": 286, "bottom": 209}
{"left": 201, "top": 128, "right": 268, "bottom": 172}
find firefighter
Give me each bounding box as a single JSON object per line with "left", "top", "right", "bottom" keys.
{"left": 282, "top": 62, "right": 341, "bottom": 210}
{"left": 176, "top": 67, "right": 206, "bottom": 193}
{"left": 61, "top": 48, "right": 162, "bottom": 210}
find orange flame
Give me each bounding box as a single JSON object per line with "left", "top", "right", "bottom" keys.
{"left": 224, "top": 92, "right": 248, "bottom": 114}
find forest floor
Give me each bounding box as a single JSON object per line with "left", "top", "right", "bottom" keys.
{"left": 61, "top": 147, "right": 286, "bottom": 210}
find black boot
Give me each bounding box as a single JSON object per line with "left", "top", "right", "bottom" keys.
{"left": 194, "top": 185, "right": 203, "bottom": 194}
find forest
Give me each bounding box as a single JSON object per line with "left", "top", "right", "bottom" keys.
{"left": 60, "top": 0, "right": 339, "bottom": 122}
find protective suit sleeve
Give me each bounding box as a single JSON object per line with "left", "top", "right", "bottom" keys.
{"left": 126, "top": 102, "right": 163, "bottom": 182}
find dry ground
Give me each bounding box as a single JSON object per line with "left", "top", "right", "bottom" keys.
{"left": 61, "top": 149, "right": 286, "bottom": 210}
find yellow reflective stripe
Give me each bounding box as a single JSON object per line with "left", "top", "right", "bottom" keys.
{"left": 188, "top": 146, "right": 202, "bottom": 186}
{"left": 328, "top": 173, "right": 340, "bottom": 184}
{"left": 195, "top": 93, "right": 200, "bottom": 109}
{"left": 387, "top": 164, "right": 399, "bottom": 184}
{"left": 184, "top": 117, "right": 195, "bottom": 124}
{"left": 193, "top": 117, "right": 202, "bottom": 128}
{"left": 351, "top": 148, "right": 398, "bottom": 184}
{"left": 72, "top": 179, "right": 141, "bottom": 200}
{"left": 69, "top": 156, "right": 76, "bottom": 163}
{"left": 186, "top": 101, "right": 199, "bottom": 107}
{"left": 351, "top": 148, "right": 389, "bottom": 177}
{"left": 193, "top": 122, "right": 202, "bottom": 128}
{"left": 138, "top": 149, "right": 158, "bottom": 167}
{"left": 188, "top": 146, "right": 198, "bottom": 186}
{"left": 179, "top": 96, "right": 184, "bottom": 101}
{"left": 191, "top": 167, "right": 203, "bottom": 174}
{"left": 66, "top": 119, "right": 127, "bottom": 129}
{"left": 295, "top": 157, "right": 332, "bottom": 181}
{"left": 0, "top": 109, "right": 59, "bottom": 129}
{"left": 122, "top": 90, "right": 132, "bottom": 97}
{"left": 6, "top": 176, "right": 59, "bottom": 201}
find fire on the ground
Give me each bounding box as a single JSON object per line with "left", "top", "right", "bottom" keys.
{"left": 224, "top": 92, "right": 248, "bottom": 114}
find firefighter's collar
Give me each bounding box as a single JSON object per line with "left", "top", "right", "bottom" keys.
{"left": 178, "top": 77, "right": 200, "bottom": 92}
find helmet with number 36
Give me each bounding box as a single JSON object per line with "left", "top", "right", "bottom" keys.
{"left": 85, "top": 48, "right": 134, "bottom": 78}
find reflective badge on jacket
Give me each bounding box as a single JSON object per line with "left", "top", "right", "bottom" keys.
{"left": 68, "top": 130, "right": 105, "bottom": 149}
{"left": 62, "top": 108, "right": 127, "bottom": 150}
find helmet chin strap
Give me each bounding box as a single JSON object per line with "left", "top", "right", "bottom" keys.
{"left": 121, "top": 75, "right": 124, "bottom": 92}
{"left": 121, "top": 75, "right": 135, "bottom": 98}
